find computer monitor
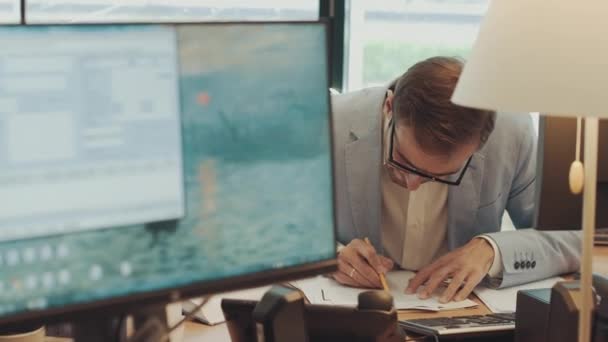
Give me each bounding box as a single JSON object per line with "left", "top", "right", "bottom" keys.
{"left": 535, "top": 116, "right": 608, "bottom": 230}
{"left": 0, "top": 22, "right": 336, "bottom": 328}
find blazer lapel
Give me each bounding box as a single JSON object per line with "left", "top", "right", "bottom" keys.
{"left": 447, "top": 152, "right": 485, "bottom": 249}
{"left": 344, "top": 119, "right": 383, "bottom": 250}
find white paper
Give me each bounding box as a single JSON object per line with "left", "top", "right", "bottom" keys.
{"left": 289, "top": 277, "right": 332, "bottom": 304}
{"left": 473, "top": 276, "right": 563, "bottom": 313}
{"left": 293, "top": 271, "right": 477, "bottom": 311}
{"left": 182, "top": 285, "right": 271, "bottom": 325}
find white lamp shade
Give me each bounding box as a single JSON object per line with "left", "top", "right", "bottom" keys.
{"left": 452, "top": 0, "right": 608, "bottom": 118}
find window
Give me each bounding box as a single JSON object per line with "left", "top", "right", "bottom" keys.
{"left": 26, "top": 0, "right": 318, "bottom": 24}
{"left": 344, "top": 0, "right": 489, "bottom": 91}
{"left": 0, "top": 0, "right": 19, "bottom": 23}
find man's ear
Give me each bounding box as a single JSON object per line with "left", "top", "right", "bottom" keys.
{"left": 384, "top": 89, "right": 395, "bottom": 119}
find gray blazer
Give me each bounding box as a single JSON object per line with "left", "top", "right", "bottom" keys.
{"left": 332, "top": 86, "right": 581, "bottom": 288}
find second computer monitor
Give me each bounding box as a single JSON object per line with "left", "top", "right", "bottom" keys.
{"left": 0, "top": 22, "right": 336, "bottom": 326}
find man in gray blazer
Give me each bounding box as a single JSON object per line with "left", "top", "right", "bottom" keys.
{"left": 332, "top": 56, "right": 580, "bottom": 303}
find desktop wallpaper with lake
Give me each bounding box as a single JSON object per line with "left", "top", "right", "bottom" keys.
{"left": 0, "top": 23, "right": 335, "bottom": 319}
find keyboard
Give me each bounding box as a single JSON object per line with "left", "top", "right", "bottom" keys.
{"left": 399, "top": 312, "right": 515, "bottom": 337}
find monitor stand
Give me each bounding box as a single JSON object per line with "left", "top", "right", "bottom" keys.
{"left": 71, "top": 304, "right": 169, "bottom": 342}
{"left": 129, "top": 305, "right": 170, "bottom": 342}
{"left": 71, "top": 316, "right": 124, "bottom": 342}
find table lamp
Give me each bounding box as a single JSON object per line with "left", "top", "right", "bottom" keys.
{"left": 451, "top": 1, "right": 608, "bottom": 341}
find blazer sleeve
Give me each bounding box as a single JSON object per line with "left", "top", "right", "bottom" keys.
{"left": 485, "top": 116, "right": 581, "bottom": 288}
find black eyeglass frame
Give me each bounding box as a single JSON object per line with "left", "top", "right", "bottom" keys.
{"left": 386, "top": 121, "right": 472, "bottom": 186}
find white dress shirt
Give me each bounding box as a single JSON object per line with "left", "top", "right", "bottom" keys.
{"left": 380, "top": 111, "right": 503, "bottom": 276}
{"left": 381, "top": 166, "right": 449, "bottom": 270}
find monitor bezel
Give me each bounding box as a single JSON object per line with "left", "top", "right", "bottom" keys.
{"left": 0, "top": 20, "right": 338, "bottom": 328}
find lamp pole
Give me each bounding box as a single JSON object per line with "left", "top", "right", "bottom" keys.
{"left": 580, "top": 117, "right": 599, "bottom": 342}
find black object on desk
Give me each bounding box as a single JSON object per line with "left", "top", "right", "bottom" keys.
{"left": 514, "top": 274, "right": 608, "bottom": 342}
{"left": 596, "top": 275, "right": 608, "bottom": 341}
{"left": 514, "top": 288, "right": 551, "bottom": 342}
{"left": 251, "top": 286, "right": 308, "bottom": 342}
{"left": 222, "top": 285, "right": 404, "bottom": 342}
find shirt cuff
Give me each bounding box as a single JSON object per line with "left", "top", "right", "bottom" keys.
{"left": 476, "top": 235, "right": 503, "bottom": 278}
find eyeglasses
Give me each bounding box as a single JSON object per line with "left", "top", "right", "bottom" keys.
{"left": 386, "top": 120, "right": 472, "bottom": 186}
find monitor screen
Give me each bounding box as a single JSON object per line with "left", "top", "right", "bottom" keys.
{"left": 0, "top": 23, "right": 335, "bottom": 325}
{"left": 0, "top": 25, "right": 185, "bottom": 243}
{"left": 0, "top": 0, "right": 19, "bottom": 24}
{"left": 25, "top": 0, "right": 319, "bottom": 23}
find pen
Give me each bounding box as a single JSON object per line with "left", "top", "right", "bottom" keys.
{"left": 364, "top": 237, "right": 389, "bottom": 291}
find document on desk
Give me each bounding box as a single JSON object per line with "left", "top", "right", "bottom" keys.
{"left": 473, "top": 276, "right": 563, "bottom": 313}
{"left": 291, "top": 271, "right": 477, "bottom": 311}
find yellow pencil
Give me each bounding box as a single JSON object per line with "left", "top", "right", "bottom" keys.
{"left": 364, "top": 237, "right": 389, "bottom": 291}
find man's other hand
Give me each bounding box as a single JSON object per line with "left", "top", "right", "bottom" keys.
{"left": 406, "top": 238, "right": 494, "bottom": 303}
{"left": 334, "top": 238, "right": 394, "bottom": 288}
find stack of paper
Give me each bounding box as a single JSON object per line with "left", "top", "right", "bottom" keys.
{"left": 473, "top": 276, "right": 563, "bottom": 313}
{"left": 291, "top": 271, "right": 478, "bottom": 311}
{"left": 183, "top": 270, "right": 492, "bottom": 326}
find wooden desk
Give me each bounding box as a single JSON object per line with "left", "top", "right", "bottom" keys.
{"left": 181, "top": 298, "right": 491, "bottom": 341}
{"left": 593, "top": 244, "right": 608, "bottom": 274}
{"left": 181, "top": 296, "right": 490, "bottom": 341}
{"left": 182, "top": 246, "right": 608, "bottom": 341}
{"left": 44, "top": 246, "right": 608, "bottom": 341}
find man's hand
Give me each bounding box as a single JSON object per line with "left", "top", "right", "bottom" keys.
{"left": 406, "top": 238, "right": 495, "bottom": 303}
{"left": 334, "top": 239, "right": 394, "bottom": 288}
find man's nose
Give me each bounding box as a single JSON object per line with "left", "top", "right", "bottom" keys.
{"left": 405, "top": 173, "right": 424, "bottom": 191}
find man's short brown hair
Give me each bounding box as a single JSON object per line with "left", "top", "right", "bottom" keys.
{"left": 390, "top": 56, "right": 496, "bottom": 156}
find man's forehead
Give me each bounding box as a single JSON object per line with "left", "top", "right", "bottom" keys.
{"left": 394, "top": 125, "right": 475, "bottom": 175}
